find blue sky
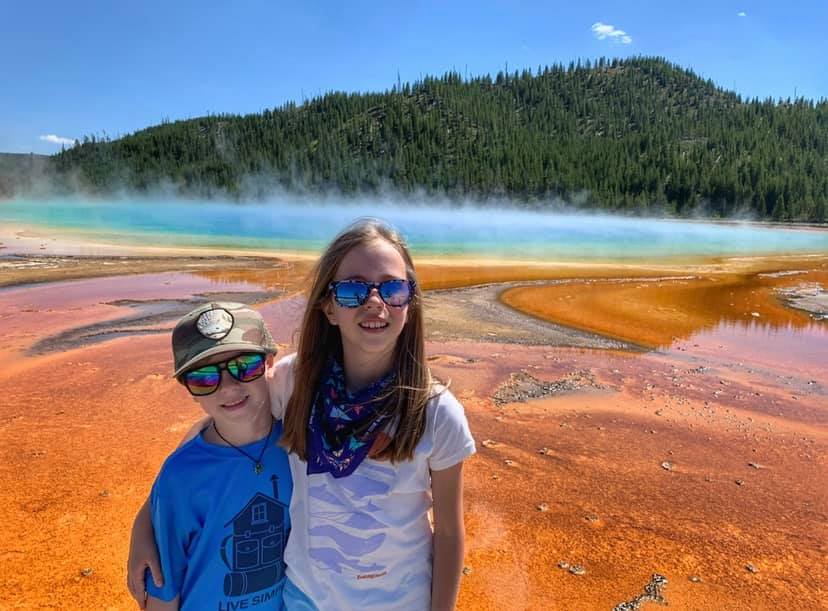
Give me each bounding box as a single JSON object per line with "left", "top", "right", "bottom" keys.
{"left": 3, "top": 0, "right": 827, "bottom": 154}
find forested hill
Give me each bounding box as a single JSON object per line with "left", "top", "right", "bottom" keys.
{"left": 40, "top": 58, "right": 828, "bottom": 219}
{"left": 0, "top": 153, "right": 49, "bottom": 199}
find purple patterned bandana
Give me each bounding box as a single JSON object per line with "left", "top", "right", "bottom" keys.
{"left": 307, "top": 359, "right": 396, "bottom": 478}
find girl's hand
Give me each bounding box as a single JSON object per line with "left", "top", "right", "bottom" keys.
{"left": 127, "top": 499, "right": 163, "bottom": 608}
{"left": 128, "top": 417, "right": 207, "bottom": 606}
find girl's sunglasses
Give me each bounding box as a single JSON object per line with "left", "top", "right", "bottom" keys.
{"left": 181, "top": 352, "right": 266, "bottom": 396}
{"left": 328, "top": 279, "right": 415, "bottom": 308}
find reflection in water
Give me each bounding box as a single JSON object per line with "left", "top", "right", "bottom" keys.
{"left": 190, "top": 260, "right": 313, "bottom": 293}
{"left": 501, "top": 268, "right": 827, "bottom": 349}
{"left": 685, "top": 318, "right": 828, "bottom": 375}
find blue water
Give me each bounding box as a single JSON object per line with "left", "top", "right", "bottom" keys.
{"left": 2, "top": 197, "right": 827, "bottom": 259}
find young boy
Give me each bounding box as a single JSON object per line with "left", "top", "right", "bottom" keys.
{"left": 143, "top": 302, "right": 292, "bottom": 611}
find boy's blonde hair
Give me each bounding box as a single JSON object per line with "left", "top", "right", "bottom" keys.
{"left": 281, "top": 218, "right": 430, "bottom": 462}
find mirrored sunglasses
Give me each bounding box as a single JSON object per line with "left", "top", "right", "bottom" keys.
{"left": 181, "top": 352, "right": 266, "bottom": 396}
{"left": 328, "top": 279, "right": 415, "bottom": 308}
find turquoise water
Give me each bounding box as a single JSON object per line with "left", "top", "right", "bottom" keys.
{"left": 2, "top": 197, "right": 827, "bottom": 259}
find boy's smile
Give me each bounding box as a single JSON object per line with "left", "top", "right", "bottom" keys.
{"left": 220, "top": 394, "right": 250, "bottom": 411}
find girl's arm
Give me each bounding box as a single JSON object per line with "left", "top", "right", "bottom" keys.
{"left": 127, "top": 499, "right": 162, "bottom": 608}
{"left": 430, "top": 462, "right": 466, "bottom": 611}
{"left": 126, "top": 417, "right": 209, "bottom": 607}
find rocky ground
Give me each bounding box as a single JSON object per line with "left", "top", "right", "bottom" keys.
{"left": 0, "top": 255, "right": 825, "bottom": 610}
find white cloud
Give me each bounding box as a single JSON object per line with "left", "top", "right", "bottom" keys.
{"left": 591, "top": 22, "right": 632, "bottom": 44}
{"left": 737, "top": 11, "right": 747, "bottom": 17}
{"left": 39, "top": 134, "right": 75, "bottom": 146}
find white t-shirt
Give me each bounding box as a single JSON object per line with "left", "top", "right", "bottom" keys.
{"left": 268, "top": 354, "right": 476, "bottom": 611}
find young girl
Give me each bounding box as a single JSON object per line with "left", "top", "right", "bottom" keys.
{"left": 129, "top": 219, "right": 476, "bottom": 610}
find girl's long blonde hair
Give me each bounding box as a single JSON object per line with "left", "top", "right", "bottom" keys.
{"left": 281, "top": 218, "right": 431, "bottom": 462}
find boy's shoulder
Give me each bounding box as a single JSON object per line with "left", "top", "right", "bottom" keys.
{"left": 152, "top": 431, "right": 210, "bottom": 493}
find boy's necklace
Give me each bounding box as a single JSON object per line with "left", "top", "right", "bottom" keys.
{"left": 212, "top": 419, "right": 274, "bottom": 475}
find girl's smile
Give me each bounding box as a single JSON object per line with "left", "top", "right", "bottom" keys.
{"left": 358, "top": 317, "right": 389, "bottom": 331}
{"left": 324, "top": 238, "right": 409, "bottom": 389}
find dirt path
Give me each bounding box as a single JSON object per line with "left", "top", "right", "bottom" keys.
{"left": 425, "top": 281, "right": 641, "bottom": 350}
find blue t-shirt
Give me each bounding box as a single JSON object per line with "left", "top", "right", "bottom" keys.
{"left": 146, "top": 422, "right": 292, "bottom": 611}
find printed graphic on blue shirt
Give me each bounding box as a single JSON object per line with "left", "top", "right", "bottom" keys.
{"left": 221, "top": 485, "right": 289, "bottom": 597}
{"left": 147, "top": 427, "right": 293, "bottom": 611}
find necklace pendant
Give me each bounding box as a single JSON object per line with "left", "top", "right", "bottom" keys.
{"left": 254, "top": 462, "right": 264, "bottom": 475}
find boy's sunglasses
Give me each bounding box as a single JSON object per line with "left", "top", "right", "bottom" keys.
{"left": 181, "top": 352, "right": 266, "bottom": 397}
{"left": 328, "top": 279, "right": 415, "bottom": 308}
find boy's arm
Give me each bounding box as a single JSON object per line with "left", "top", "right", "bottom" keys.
{"left": 146, "top": 595, "right": 180, "bottom": 611}
{"left": 430, "top": 462, "right": 465, "bottom": 611}
{"left": 127, "top": 421, "right": 206, "bottom": 607}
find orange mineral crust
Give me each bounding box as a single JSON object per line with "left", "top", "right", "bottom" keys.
{"left": 0, "top": 260, "right": 826, "bottom": 610}
{"left": 501, "top": 258, "right": 828, "bottom": 348}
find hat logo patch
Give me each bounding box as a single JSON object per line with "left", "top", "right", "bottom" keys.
{"left": 196, "top": 309, "right": 234, "bottom": 339}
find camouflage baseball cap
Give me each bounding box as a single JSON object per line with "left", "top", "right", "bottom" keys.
{"left": 171, "top": 302, "right": 277, "bottom": 377}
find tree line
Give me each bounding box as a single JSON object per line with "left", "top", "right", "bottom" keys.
{"left": 18, "top": 57, "right": 828, "bottom": 220}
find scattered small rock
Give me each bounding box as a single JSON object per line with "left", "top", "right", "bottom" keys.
{"left": 612, "top": 574, "right": 668, "bottom": 611}
{"left": 537, "top": 503, "right": 549, "bottom": 512}
{"left": 688, "top": 575, "right": 702, "bottom": 583}
{"left": 99, "top": 490, "right": 110, "bottom": 497}
{"left": 462, "top": 566, "right": 472, "bottom": 576}
{"left": 493, "top": 370, "right": 605, "bottom": 405}
{"left": 747, "top": 462, "right": 763, "bottom": 469}
{"left": 745, "top": 563, "right": 759, "bottom": 574}
{"left": 504, "top": 459, "right": 516, "bottom": 467}
{"left": 80, "top": 567, "right": 94, "bottom": 578}
{"left": 557, "top": 561, "right": 570, "bottom": 570}
{"left": 661, "top": 461, "right": 673, "bottom": 471}
{"left": 569, "top": 565, "right": 586, "bottom": 576}
{"left": 481, "top": 439, "right": 499, "bottom": 448}
{"left": 735, "top": 479, "right": 745, "bottom": 486}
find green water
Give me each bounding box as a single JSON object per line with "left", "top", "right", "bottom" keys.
{"left": 2, "top": 197, "right": 827, "bottom": 259}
